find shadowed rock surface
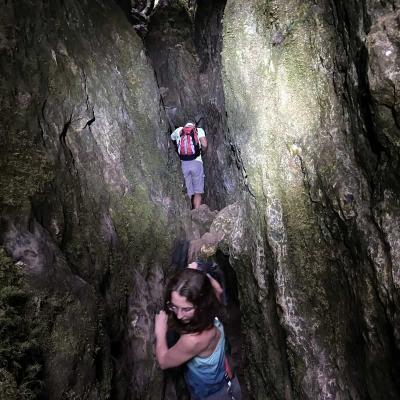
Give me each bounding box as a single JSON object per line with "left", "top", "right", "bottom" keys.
{"left": 1, "top": 0, "right": 399, "bottom": 399}
{"left": 1, "top": 1, "right": 186, "bottom": 399}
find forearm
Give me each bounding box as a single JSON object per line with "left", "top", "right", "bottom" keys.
{"left": 207, "top": 273, "right": 223, "bottom": 302}
{"left": 155, "top": 332, "right": 169, "bottom": 369}
{"left": 188, "top": 262, "right": 223, "bottom": 301}
{"left": 199, "top": 137, "right": 207, "bottom": 153}
{"left": 156, "top": 333, "right": 197, "bottom": 369}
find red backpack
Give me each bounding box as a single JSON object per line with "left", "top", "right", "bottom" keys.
{"left": 177, "top": 126, "right": 201, "bottom": 161}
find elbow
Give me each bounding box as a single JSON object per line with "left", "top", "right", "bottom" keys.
{"left": 158, "top": 361, "right": 168, "bottom": 370}
{"left": 156, "top": 354, "right": 169, "bottom": 370}
{"left": 159, "top": 359, "right": 175, "bottom": 370}
{"left": 157, "top": 355, "right": 181, "bottom": 370}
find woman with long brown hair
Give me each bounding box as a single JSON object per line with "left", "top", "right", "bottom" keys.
{"left": 154, "top": 266, "right": 241, "bottom": 400}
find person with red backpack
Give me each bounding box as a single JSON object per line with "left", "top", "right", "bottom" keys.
{"left": 171, "top": 122, "right": 208, "bottom": 209}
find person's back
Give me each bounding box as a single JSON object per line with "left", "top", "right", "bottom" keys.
{"left": 170, "top": 122, "right": 208, "bottom": 209}
{"left": 185, "top": 318, "right": 225, "bottom": 399}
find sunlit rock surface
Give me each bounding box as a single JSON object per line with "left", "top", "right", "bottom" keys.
{"left": 222, "top": 0, "right": 400, "bottom": 398}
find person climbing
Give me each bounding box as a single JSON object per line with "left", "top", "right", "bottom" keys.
{"left": 171, "top": 122, "right": 208, "bottom": 209}
{"left": 154, "top": 268, "right": 241, "bottom": 400}
{"left": 189, "top": 260, "right": 227, "bottom": 306}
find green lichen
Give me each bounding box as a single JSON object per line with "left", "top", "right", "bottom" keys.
{"left": 0, "top": 369, "right": 18, "bottom": 400}
{"left": 222, "top": 1, "right": 344, "bottom": 394}
{"left": 0, "top": 248, "right": 45, "bottom": 400}
{"left": 0, "top": 129, "right": 53, "bottom": 208}
{"left": 281, "top": 183, "right": 330, "bottom": 306}
{"left": 110, "top": 185, "right": 171, "bottom": 263}
{"left": 49, "top": 299, "right": 92, "bottom": 356}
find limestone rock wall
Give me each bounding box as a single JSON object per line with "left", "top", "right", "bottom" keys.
{"left": 1, "top": 0, "right": 400, "bottom": 399}
{"left": 222, "top": 0, "right": 400, "bottom": 398}
{"left": 0, "top": 1, "right": 186, "bottom": 398}
{"left": 144, "top": 0, "right": 243, "bottom": 210}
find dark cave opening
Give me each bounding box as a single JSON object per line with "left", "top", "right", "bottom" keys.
{"left": 215, "top": 250, "right": 243, "bottom": 381}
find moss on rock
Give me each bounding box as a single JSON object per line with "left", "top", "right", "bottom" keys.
{"left": 0, "top": 248, "right": 45, "bottom": 399}
{"left": 110, "top": 184, "right": 171, "bottom": 263}
{"left": 0, "top": 129, "right": 54, "bottom": 209}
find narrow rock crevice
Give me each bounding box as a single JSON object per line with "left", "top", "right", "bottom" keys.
{"left": 143, "top": 0, "right": 241, "bottom": 210}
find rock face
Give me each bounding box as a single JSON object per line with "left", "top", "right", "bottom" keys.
{"left": 144, "top": 0, "right": 243, "bottom": 210}
{"left": 222, "top": 0, "right": 400, "bottom": 398}
{"left": 0, "top": 1, "right": 187, "bottom": 399}
{"left": 1, "top": 0, "right": 400, "bottom": 399}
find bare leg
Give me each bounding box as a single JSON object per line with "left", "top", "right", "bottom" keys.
{"left": 193, "top": 193, "right": 202, "bottom": 209}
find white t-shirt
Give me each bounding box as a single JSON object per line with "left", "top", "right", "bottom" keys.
{"left": 171, "top": 126, "right": 206, "bottom": 162}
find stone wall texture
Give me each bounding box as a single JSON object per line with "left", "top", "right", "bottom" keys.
{"left": 1, "top": 1, "right": 186, "bottom": 399}
{"left": 0, "top": 0, "right": 399, "bottom": 399}
{"left": 222, "top": 0, "right": 400, "bottom": 398}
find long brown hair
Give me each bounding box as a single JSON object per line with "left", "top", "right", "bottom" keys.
{"left": 165, "top": 269, "right": 221, "bottom": 334}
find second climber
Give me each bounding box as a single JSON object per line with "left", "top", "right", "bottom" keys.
{"left": 171, "top": 121, "right": 207, "bottom": 209}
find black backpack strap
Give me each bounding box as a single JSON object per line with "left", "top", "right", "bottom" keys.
{"left": 190, "top": 127, "right": 201, "bottom": 157}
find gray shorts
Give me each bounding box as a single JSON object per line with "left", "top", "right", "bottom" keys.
{"left": 181, "top": 160, "right": 204, "bottom": 197}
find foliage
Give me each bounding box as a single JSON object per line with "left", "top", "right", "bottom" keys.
{"left": 0, "top": 249, "right": 45, "bottom": 400}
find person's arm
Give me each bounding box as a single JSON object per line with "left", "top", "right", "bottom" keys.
{"left": 197, "top": 128, "right": 207, "bottom": 153}
{"left": 187, "top": 262, "right": 223, "bottom": 302}
{"left": 154, "top": 311, "right": 203, "bottom": 369}
{"left": 199, "top": 136, "right": 207, "bottom": 153}
{"left": 171, "top": 128, "right": 181, "bottom": 142}
{"left": 170, "top": 129, "right": 180, "bottom": 153}
{"left": 206, "top": 273, "right": 223, "bottom": 302}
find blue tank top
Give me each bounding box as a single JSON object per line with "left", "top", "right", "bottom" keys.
{"left": 184, "top": 318, "right": 226, "bottom": 399}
